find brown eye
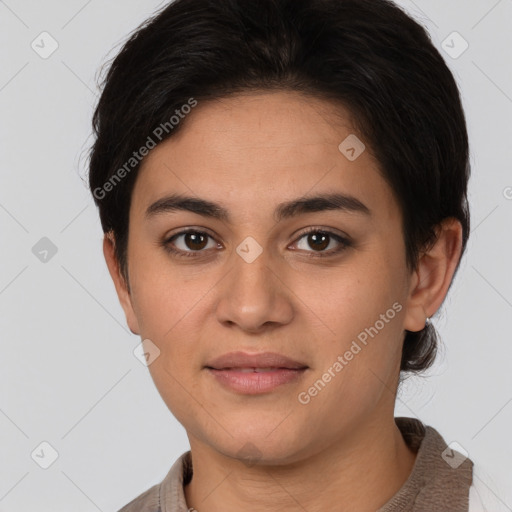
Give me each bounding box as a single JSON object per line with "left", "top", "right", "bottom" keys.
{"left": 182, "top": 232, "right": 209, "bottom": 251}
{"left": 306, "top": 232, "right": 330, "bottom": 251}
{"left": 294, "top": 228, "right": 352, "bottom": 257}
{"left": 164, "top": 230, "right": 218, "bottom": 257}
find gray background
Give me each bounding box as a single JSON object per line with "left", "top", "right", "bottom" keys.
{"left": 1, "top": 0, "right": 511, "bottom": 510}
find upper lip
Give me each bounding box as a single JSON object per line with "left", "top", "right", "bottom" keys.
{"left": 205, "top": 351, "right": 308, "bottom": 370}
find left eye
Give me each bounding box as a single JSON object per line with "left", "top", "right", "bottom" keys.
{"left": 293, "top": 229, "right": 351, "bottom": 256}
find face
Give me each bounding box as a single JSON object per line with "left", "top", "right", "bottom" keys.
{"left": 108, "top": 91, "right": 427, "bottom": 464}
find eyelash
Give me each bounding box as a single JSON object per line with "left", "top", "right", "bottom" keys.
{"left": 161, "top": 227, "right": 352, "bottom": 259}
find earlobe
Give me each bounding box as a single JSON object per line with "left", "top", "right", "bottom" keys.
{"left": 102, "top": 232, "right": 140, "bottom": 335}
{"left": 403, "top": 270, "right": 428, "bottom": 333}
{"left": 403, "top": 218, "right": 463, "bottom": 333}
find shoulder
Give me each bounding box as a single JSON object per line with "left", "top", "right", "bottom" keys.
{"left": 117, "top": 482, "right": 161, "bottom": 512}
{"left": 116, "top": 451, "right": 192, "bottom": 512}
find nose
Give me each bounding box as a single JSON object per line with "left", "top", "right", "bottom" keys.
{"left": 215, "top": 243, "right": 294, "bottom": 334}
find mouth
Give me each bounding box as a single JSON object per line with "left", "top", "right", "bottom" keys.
{"left": 205, "top": 367, "right": 308, "bottom": 394}
{"left": 209, "top": 367, "right": 300, "bottom": 372}
{"left": 204, "top": 352, "right": 309, "bottom": 394}
{"left": 205, "top": 351, "right": 308, "bottom": 370}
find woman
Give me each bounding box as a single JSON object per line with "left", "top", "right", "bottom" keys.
{"left": 88, "top": 0, "right": 505, "bottom": 510}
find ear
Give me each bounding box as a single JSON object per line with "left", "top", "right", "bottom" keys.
{"left": 403, "top": 218, "right": 463, "bottom": 332}
{"left": 103, "top": 232, "right": 140, "bottom": 335}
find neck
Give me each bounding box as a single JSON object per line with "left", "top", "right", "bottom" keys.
{"left": 184, "top": 416, "right": 417, "bottom": 512}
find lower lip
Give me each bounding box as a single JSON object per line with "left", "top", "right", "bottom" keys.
{"left": 206, "top": 368, "right": 307, "bottom": 394}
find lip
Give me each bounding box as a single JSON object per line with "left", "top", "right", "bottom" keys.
{"left": 207, "top": 368, "right": 307, "bottom": 394}
{"left": 205, "top": 351, "right": 308, "bottom": 370}
{"left": 204, "top": 351, "right": 309, "bottom": 395}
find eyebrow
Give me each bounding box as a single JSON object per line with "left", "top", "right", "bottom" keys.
{"left": 145, "top": 192, "right": 371, "bottom": 223}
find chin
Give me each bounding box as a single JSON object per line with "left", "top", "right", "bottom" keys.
{"left": 210, "top": 428, "right": 311, "bottom": 467}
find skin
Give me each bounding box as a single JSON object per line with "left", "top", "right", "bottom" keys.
{"left": 103, "top": 91, "right": 463, "bottom": 512}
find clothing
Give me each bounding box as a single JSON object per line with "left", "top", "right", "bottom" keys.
{"left": 117, "top": 417, "right": 494, "bottom": 512}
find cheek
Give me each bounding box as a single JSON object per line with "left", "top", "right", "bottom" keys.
{"left": 293, "top": 252, "right": 406, "bottom": 401}
{"left": 128, "top": 243, "right": 209, "bottom": 338}
{"left": 292, "top": 251, "right": 405, "bottom": 344}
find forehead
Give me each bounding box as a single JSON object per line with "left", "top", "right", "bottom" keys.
{"left": 168, "top": 91, "right": 360, "bottom": 158}
{"left": 130, "top": 91, "right": 399, "bottom": 225}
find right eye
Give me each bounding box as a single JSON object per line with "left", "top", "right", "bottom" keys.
{"left": 163, "top": 229, "right": 221, "bottom": 258}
